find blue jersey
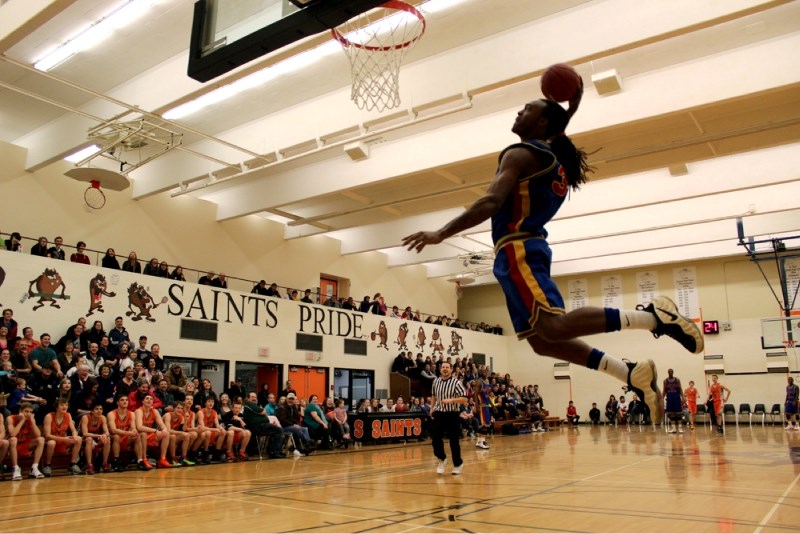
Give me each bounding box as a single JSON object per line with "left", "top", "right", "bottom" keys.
{"left": 491, "top": 140, "right": 567, "bottom": 249}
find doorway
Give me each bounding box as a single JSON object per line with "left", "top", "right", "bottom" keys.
{"left": 234, "top": 362, "right": 282, "bottom": 400}
{"left": 320, "top": 277, "right": 338, "bottom": 303}
{"left": 288, "top": 365, "right": 329, "bottom": 400}
{"left": 334, "top": 368, "right": 374, "bottom": 408}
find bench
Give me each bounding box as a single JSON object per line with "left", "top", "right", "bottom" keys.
{"left": 544, "top": 416, "right": 562, "bottom": 429}
{"left": 492, "top": 419, "right": 532, "bottom": 434}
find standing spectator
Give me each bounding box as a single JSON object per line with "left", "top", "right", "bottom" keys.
{"left": 30, "top": 237, "right": 49, "bottom": 257}
{"left": 785, "top": 376, "right": 799, "bottom": 431}
{"left": 20, "top": 327, "right": 39, "bottom": 351}
{"left": 279, "top": 380, "right": 296, "bottom": 398}
{"left": 101, "top": 249, "right": 120, "bottom": 269}
{"left": 135, "top": 335, "right": 150, "bottom": 362}
{"left": 198, "top": 272, "right": 215, "bottom": 285}
{"left": 212, "top": 274, "right": 228, "bottom": 289}
{"left": 589, "top": 402, "right": 601, "bottom": 425}
{"left": 256, "top": 383, "right": 271, "bottom": 407}
{"left": 70, "top": 241, "right": 90, "bottom": 264}
{"left": 252, "top": 280, "right": 269, "bottom": 295}
{"left": 2, "top": 309, "right": 18, "bottom": 340}
{"left": 225, "top": 378, "right": 244, "bottom": 401}
{"left": 342, "top": 297, "right": 357, "bottom": 310}
{"left": 108, "top": 317, "right": 130, "bottom": 357}
{"left": 359, "top": 296, "right": 372, "bottom": 313}
{"left": 145, "top": 343, "right": 164, "bottom": 371}
{"left": 265, "top": 283, "right": 281, "bottom": 298}
{"left": 143, "top": 258, "right": 159, "bottom": 276}
{"left": 47, "top": 236, "right": 66, "bottom": 260}
{"left": 431, "top": 361, "right": 467, "bottom": 475}
{"left": 663, "top": 368, "right": 685, "bottom": 433}
{"left": 170, "top": 266, "right": 186, "bottom": 281}
{"left": 301, "top": 289, "right": 314, "bottom": 303}
{"left": 4, "top": 232, "right": 22, "bottom": 252}
{"left": 122, "top": 252, "right": 141, "bottom": 273}
{"left": 707, "top": 374, "right": 731, "bottom": 434}
{"left": 566, "top": 400, "right": 580, "bottom": 426}
{"left": 685, "top": 380, "right": 698, "bottom": 430}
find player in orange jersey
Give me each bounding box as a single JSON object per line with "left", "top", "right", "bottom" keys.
{"left": 81, "top": 403, "right": 111, "bottom": 473}
{"left": 135, "top": 392, "right": 171, "bottom": 469}
{"left": 108, "top": 394, "right": 142, "bottom": 472}
{"left": 7, "top": 402, "right": 45, "bottom": 479}
{"left": 43, "top": 399, "right": 82, "bottom": 475}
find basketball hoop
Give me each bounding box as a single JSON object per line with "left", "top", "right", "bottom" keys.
{"left": 84, "top": 180, "right": 106, "bottom": 210}
{"left": 332, "top": 0, "right": 426, "bottom": 112}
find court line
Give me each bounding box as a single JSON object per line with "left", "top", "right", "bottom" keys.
{"left": 754, "top": 470, "right": 800, "bottom": 533}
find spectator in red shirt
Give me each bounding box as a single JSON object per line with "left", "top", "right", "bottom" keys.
{"left": 70, "top": 241, "right": 90, "bottom": 264}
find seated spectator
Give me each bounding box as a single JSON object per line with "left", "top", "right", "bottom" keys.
{"left": 57, "top": 343, "right": 78, "bottom": 379}
{"left": 108, "top": 317, "right": 130, "bottom": 356}
{"left": 224, "top": 377, "right": 244, "bottom": 402}
{"left": 4, "top": 232, "right": 22, "bottom": 252}
{"left": 342, "top": 297, "right": 357, "bottom": 311}
{"left": 47, "top": 236, "right": 66, "bottom": 260}
{"left": 30, "top": 333, "right": 58, "bottom": 376}
{"left": 389, "top": 305, "right": 401, "bottom": 318}
{"left": 460, "top": 402, "right": 480, "bottom": 436}
{"left": 381, "top": 399, "right": 395, "bottom": 413}
{"left": 9, "top": 377, "right": 47, "bottom": 414}
{"left": 121, "top": 252, "right": 141, "bottom": 273}
{"left": 154, "top": 261, "right": 168, "bottom": 278}
{"left": 170, "top": 266, "right": 186, "bottom": 281}
{"left": 628, "top": 393, "right": 648, "bottom": 425}
{"left": 30, "top": 236, "right": 49, "bottom": 257}
{"left": 29, "top": 363, "right": 59, "bottom": 413}
{"left": 277, "top": 393, "right": 313, "bottom": 454}
{"left": 162, "top": 401, "right": 196, "bottom": 466}
{"left": 605, "top": 395, "right": 618, "bottom": 424}
{"left": 288, "top": 290, "right": 299, "bottom": 301}
{"left": 96, "top": 365, "right": 115, "bottom": 410}
{"left": 135, "top": 393, "right": 172, "bottom": 470}
{"left": 618, "top": 396, "right": 629, "bottom": 424}
{"left": 369, "top": 398, "right": 381, "bottom": 413}
{"left": 265, "top": 283, "right": 281, "bottom": 298}
{"left": 143, "top": 258, "right": 159, "bottom": 276}
{"left": 303, "top": 395, "right": 331, "bottom": 449}
{"left": 128, "top": 380, "right": 162, "bottom": 413}
{"left": 394, "top": 396, "right": 409, "bottom": 413}
{"left": 142, "top": 355, "right": 164, "bottom": 386}
{"left": 355, "top": 399, "right": 369, "bottom": 413}
{"left": 81, "top": 403, "right": 112, "bottom": 473}
{"left": 323, "top": 294, "right": 337, "bottom": 307}
{"left": 198, "top": 272, "right": 215, "bottom": 285}
{"left": 108, "top": 394, "right": 143, "bottom": 472}
{"left": 252, "top": 280, "right": 269, "bottom": 295}
{"left": 221, "top": 401, "right": 251, "bottom": 460}
{"left": 11, "top": 340, "right": 32, "bottom": 379}
{"left": 589, "top": 402, "right": 601, "bottom": 425}
{"left": 70, "top": 241, "right": 90, "bottom": 264}
{"left": 7, "top": 402, "right": 46, "bottom": 479}
{"left": 165, "top": 364, "right": 188, "bottom": 401}
{"left": 529, "top": 404, "right": 546, "bottom": 432}
{"left": 85, "top": 342, "right": 105, "bottom": 377}
{"left": 401, "top": 306, "right": 413, "bottom": 319}
{"left": 115, "top": 367, "right": 137, "bottom": 398}
{"left": 265, "top": 393, "right": 279, "bottom": 417}
{"left": 196, "top": 396, "right": 232, "bottom": 463}
{"left": 101, "top": 248, "right": 120, "bottom": 269}
{"left": 43, "top": 399, "right": 83, "bottom": 475}
{"left": 566, "top": 401, "right": 580, "bottom": 426}
{"left": 242, "top": 392, "right": 285, "bottom": 459}
{"left": 299, "top": 289, "right": 313, "bottom": 303}
{"left": 2, "top": 309, "right": 18, "bottom": 340}
{"left": 332, "top": 399, "right": 351, "bottom": 442}
{"left": 154, "top": 379, "right": 174, "bottom": 415}
{"left": 212, "top": 273, "right": 228, "bottom": 289}
{"left": 370, "top": 294, "right": 386, "bottom": 315}
{"left": 86, "top": 321, "right": 106, "bottom": 347}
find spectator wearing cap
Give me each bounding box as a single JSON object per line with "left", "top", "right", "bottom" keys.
{"left": 251, "top": 280, "right": 269, "bottom": 296}
{"left": 165, "top": 363, "right": 188, "bottom": 401}
{"left": 225, "top": 378, "right": 244, "bottom": 402}
{"left": 276, "top": 392, "right": 314, "bottom": 453}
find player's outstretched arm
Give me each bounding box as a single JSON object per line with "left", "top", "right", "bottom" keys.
{"left": 402, "top": 148, "right": 535, "bottom": 253}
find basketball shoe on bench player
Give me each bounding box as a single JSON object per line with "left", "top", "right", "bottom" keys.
{"left": 403, "top": 81, "right": 703, "bottom": 426}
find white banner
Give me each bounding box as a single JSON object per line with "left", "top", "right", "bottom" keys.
{"left": 785, "top": 257, "right": 800, "bottom": 314}
{"left": 673, "top": 266, "right": 700, "bottom": 321}
{"left": 601, "top": 275, "right": 623, "bottom": 309}
{"left": 567, "top": 278, "right": 588, "bottom": 311}
{"left": 636, "top": 271, "right": 659, "bottom": 306}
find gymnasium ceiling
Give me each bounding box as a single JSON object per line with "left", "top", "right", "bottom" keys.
{"left": 1, "top": 0, "right": 799, "bottom": 286}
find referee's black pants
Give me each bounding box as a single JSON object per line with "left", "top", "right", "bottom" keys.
{"left": 432, "top": 411, "right": 462, "bottom": 467}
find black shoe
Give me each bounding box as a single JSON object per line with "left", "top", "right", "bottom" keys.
{"left": 717, "top": 425, "right": 724, "bottom": 434}
{"left": 112, "top": 460, "right": 124, "bottom": 473}
{"left": 268, "top": 453, "right": 284, "bottom": 459}
{"left": 640, "top": 296, "right": 704, "bottom": 354}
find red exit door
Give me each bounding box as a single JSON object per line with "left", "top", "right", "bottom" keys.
{"left": 288, "top": 366, "right": 329, "bottom": 400}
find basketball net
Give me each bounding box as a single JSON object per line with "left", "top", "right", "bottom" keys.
{"left": 332, "top": 1, "right": 426, "bottom": 112}
{"left": 84, "top": 179, "right": 106, "bottom": 211}
{"left": 784, "top": 339, "right": 798, "bottom": 374}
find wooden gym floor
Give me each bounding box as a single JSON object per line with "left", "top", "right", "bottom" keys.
{"left": 1, "top": 423, "right": 799, "bottom": 533}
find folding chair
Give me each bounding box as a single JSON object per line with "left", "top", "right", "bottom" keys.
{"left": 722, "top": 404, "right": 736, "bottom": 427}
{"left": 695, "top": 403, "right": 708, "bottom": 428}
{"left": 769, "top": 404, "right": 781, "bottom": 425}
{"left": 752, "top": 404, "right": 766, "bottom": 426}
{"left": 737, "top": 403, "right": 752, "bottom": 426}
{"left": 257, "top": 435, "right": 270, "bottom": 460}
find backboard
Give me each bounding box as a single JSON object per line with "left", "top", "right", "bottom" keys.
{"left": 188, "top": 0, "right": 387, "bottom": 82}
{"left": 761, "top": 316, "right": 800, "bottom": 349}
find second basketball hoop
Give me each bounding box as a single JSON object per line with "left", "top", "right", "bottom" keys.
{"left": 332, "top": 0, "right": 426, "bottom": 112}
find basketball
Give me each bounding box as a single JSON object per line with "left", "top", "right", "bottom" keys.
{"left": 541, "top": 63, "right": 581, "bottom": 103}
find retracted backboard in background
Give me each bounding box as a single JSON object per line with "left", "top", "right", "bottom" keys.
{"left": 188, "top": 0, "right": 386, "bottom": 82}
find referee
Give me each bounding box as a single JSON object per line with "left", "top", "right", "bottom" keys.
{"left": 431, "top": 361, "right": 467, "bottom": 475}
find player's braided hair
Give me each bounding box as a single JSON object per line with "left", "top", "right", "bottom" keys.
{"left": 539, "top": 99, "right": 592, "bottom": 190}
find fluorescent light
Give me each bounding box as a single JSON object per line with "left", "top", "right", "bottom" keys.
{"left": 65, "top": 145, "right": 101, "bottom": 163}
{"left": 34, "top": 0, "right": 159, "bottom": 71}
{"left": 419, "top": 0, "right": 468, "bottom": 15}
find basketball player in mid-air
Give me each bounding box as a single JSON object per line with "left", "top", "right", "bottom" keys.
{"left": 402, "top": 80, "right": 703, "bottom": 424}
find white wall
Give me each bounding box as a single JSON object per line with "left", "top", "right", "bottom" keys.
{"left": 0, "top": 251, "right": 508, "bottom": 396}
{"left": 460, "top": 256, "right": 795, "bottom": 419}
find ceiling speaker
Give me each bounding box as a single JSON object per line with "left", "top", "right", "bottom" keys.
{"left": 344, "top": 141, "right": 369, "bottom": 161}
{"left": 591, "top": 69, "right": 622, "bottom": 95}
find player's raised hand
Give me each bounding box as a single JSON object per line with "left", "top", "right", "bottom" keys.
{"left": 402, "top": 231, "right": 443, "bottom": 253}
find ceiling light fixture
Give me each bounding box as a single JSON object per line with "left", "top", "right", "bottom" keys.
{"left": 34, "top": 0, "right": 159, "bottom": 72}
{"left": 64, "top": 145, "right": 102, "bottom": 163}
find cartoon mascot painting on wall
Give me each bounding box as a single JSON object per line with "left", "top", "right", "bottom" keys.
{"left": 86, "top": 274, "right": 116, "bottom": 317}
{"left": 25, "top": 269, "right": 69, "bottom": 310}
{"left": 447, "top": 330, "right": 464, "bottom": 356}
{"left": 415, "top": 326, "right": 426, "bottom": 351}
{"left": 395, "top": 322, "right": 409, "bottom": 351}
{"left": 430, "top": 328, "right": 444, "bottom": 356}
{"left": 370, "top": 320, "right": 389, "bottom": 350}
{"left": 126, "top": 282, "right": 167, "bottom": 322}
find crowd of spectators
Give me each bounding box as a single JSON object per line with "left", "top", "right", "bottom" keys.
{"left": 5, "top": 231, "right": 502, "bottom": 335}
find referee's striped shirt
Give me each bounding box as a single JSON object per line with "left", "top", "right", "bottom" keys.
{"left": 432, "top": 376, "right": 466, "bottom": 412}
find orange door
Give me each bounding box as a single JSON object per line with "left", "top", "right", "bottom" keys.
{"left": 256, "top": 364, "right": 281, "bottom": 396}
{"left": 288, "top": 366, "right": 329, "bottom": 400}
{"left": 320, "top": 278, "right": 337, "bottom": 301}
